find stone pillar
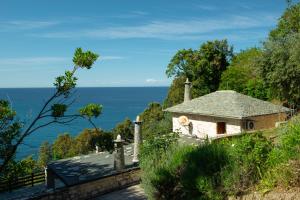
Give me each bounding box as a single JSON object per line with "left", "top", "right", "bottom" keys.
{"left": 133, "top": 115, "right": 143, "bottom": 164}
{"left": 45, "top": 167, "right": 55, "bottom": 189}
{"left": 184, "top": 78, "right": 191, "bottom": 102}
{"left": 114, "top": 134, "right": 125, "bottom": 171}
{"left": 95, "top": 145, "right": 99, "bottom": 153}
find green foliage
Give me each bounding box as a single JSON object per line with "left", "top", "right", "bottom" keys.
{"left": 93, "top": 130, "right": 114, "bottom": 152}
{"left": 140, "top": 132, "right": 277, "bottom": 199}
{"left": 0, "top": 100, "right": 23, "bottom": 175}
{"left": 1, "top": 47, "right": 100, "bottom": 175}
{"left": 258, "top": 33, "right": 300, "bottom": 106}
{"left": 37, "top": 141, "right": 52, "bottom": 168}
{"left": 52, "top": 133, "right": 77, "bottom": 159}
{"left": 76, "top": 129, "right": 114, "bottom": 153}
{"left": 51, "top": 104, "right": 67, "bottom": 118}
{"left": 140, "top": 103, "right": 172, "bottom": 139}
{"left": 261, "top": 116, "right": 300, "bottom": 189}
{"left": 1, "top": 156, "right": 37, "bottom": 180}
{"left": 165, "top": 40, "right": 233, "bottom": 104}
{"left": 79, "top": 103, "right": 102, "bottom": 119}
{"left": 269, "top": 2, "right": 300, "bottom": 40}
{"left": 112, "top": 118, "right": 134, "bottom": 142}
{"left": 221, "top": 133, "right": 273, "bottom": 195}
{"left": 73, "top": 47, "right": 99, "bottom": 69}
{"left": 163, "top": 76, "right": 185, "bottom": 108}
{"left": 54, "top": 70, "right": 78, "bottom": 96}
{"left": 40, "top": 129, "right": 114, "bottom": 162}
{"left": 140, "top": 136, "right": 228, "bottom": 200}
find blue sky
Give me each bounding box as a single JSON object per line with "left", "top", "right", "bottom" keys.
{"left": 0, "top": 0, "right": 287, "bottom": 87}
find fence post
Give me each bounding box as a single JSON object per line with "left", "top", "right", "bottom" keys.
{"left": 31, "top": 173, "right": 34, "bottom": 187}
{"left": 8, "top": 179, "right": 11, "bottom": 192}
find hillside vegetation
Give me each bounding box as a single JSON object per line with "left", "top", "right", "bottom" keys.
{"left": 140, "top": 116, "right": 300, "bottom": 200}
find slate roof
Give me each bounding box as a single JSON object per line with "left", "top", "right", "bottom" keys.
{"left": 48, "top": 144, "right": 135, "bottom": 186}
{"left": 164, "top": 90, "right": 290, "bottom": 119}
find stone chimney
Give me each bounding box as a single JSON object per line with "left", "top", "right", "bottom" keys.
{"left": 114, "top": 134, "right": 125, "bottom": 171}
{"left": 184, "top": 78, "right": 191, "bottom": 102}
{"left": 132, "top": 115, "right": 142, "bottom": 164}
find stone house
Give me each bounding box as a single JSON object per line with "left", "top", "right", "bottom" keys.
{"left": 164, "top": 79, "right": 290, "bottom": 139}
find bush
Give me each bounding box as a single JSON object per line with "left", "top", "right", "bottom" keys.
{"left": 261, "top": 116, "right": 300, "bottom": 190}
{"left": 221, "top": 133, "right": 273, "bottom": 195}
{"left": 140, "top": 134, "right": 228, "bottom": 200}
{"left": 140, "top": 132, "right": 275, "bottom": 199}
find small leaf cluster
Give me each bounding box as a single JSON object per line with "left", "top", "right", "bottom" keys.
{"left": 79, "top": 103, "right": 102, "bottom": 119}
{"left": 73, "top": 47, "right": 99, "bottom": 69}
{"left": 51, "top": 104, "right": 67, "bottom": 118}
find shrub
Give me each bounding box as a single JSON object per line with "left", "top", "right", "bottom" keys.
{"left": 140, "top": 135, "right": 228, "bottom": 200}
{"left": 261, "top": 116, "right": 300, "bottom": 190}
{"left": 221, "top": 132, "right": 273, "bottom": 195}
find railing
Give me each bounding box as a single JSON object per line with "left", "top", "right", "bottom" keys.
{"left": 0, "top": 171, "right": 45, "bottom": 192}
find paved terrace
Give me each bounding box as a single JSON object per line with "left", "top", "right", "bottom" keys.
{"left": 48, "top": 144, "right": 135, "bottom": 187}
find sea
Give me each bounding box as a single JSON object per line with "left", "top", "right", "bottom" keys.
{"left": 0, "top": 87, "right": 168, "bottom": 159}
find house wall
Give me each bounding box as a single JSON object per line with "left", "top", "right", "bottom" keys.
{"left": 172, "top": 113, "right": 242, "bottom": 138}
{"left": 245, "top": 112, "right": 287, "bottom": 131}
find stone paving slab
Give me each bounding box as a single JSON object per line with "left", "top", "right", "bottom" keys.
{"left": 94, "top": 185, "right": 147, "bottom": 200}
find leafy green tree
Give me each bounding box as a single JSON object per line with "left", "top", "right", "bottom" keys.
{"left": 269, "top": 2, "right": 300, "bottom": 40}
{"left": 219, "top": 48, "right": 269, "bottom": 100}
{"left": 0, "top": 48, "right": 101, "bottom": 174}
{"left": 93, "top": 130, "right": 114, "bottom": 152}
{"left": 52, "top": 133, "right": 77, "bottom": 159}
{"left": 37, "top": 141, "right": 52, "bottom": 168}
{"left": 2, "top": 156, "right": 37, "bottom": 181}
{"left": 165, "top": 40, "right": 233, "bottom": 106}
{"left": 75, "top": 128, "right": 114, "bottom": 154}
{"left": 140, "top": 103, "right": 172, "bottom": 139}
{"left": 163, "top": 75, "right": 185, "bottom": 108}
{"left": 112, "top": 118, "right": 134, "bottom": 142}
{"left": 258, "top": 33, "right": 300, "bottom": 106}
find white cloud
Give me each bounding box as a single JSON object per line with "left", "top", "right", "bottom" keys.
{"left": 146, "top": 78, "right": 160, "bottom": 83}
{"left": 0, "top": 20, "right": 60, "bottom": 32}
{"left": 0, "top": 57, "right": 68, "bottom": 66}
{"left": 101, "top": 56, "right": 124, "bottom": 60}
{"left": 35, "top": 14, "right": 276, "bottom": 40}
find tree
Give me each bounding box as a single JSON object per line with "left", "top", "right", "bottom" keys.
{"left": 52, "top": 133, "right": 77, "bottom": 159}
{"left": 163, "top": 75, "right": 185, "bottom": 108}
{"left": 219, "top": 48, "right": 269, "bottom": 100}
{"left": 140, "top": 103, "right": 172, "bottom": 139}
{"left": 37, "top": 141, "right": 52, "bottom": 168}
{"left": 75, "top": 128, "right": 114, "bottom": 154}
{"left": 0, "top": 48, "right": 101, "bottom": 174}
{"left": 165, "top": 40, "right": 233, "bottom": 104}
{"left": 258, "top": 33, "right": 300, "bottom": 107}
{"left": 112, "top": 118, "right": 134, "bottom": 142}
{"left": 269, "top": 2, "right": 300, "bottom": 40}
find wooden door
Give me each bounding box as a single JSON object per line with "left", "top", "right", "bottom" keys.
{"left": 217, "top": 122, "right": 226, "bottom": 134}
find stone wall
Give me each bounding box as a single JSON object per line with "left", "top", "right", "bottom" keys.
{"left": 33, "top": 168, "right": 140, "bottom": 200}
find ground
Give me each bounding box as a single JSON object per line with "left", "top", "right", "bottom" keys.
{"left": 94, "top": 185, "right": 146, "bottom": 200}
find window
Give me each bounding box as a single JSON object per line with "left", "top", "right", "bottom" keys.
{"left": 217, "top": 122, "right": 226, "bottom": 134}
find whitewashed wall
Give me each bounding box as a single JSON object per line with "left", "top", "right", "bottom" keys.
{"left": 172, "top": 113, "right": 242, "bottom": 139}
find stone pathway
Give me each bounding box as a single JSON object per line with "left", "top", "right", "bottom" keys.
{"left": 94, "top": 185, "right": 147, "bottom": 200}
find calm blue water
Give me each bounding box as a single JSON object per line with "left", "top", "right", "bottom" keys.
{"left": 0, "top": 87, "right": 168, "bottom": 159}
